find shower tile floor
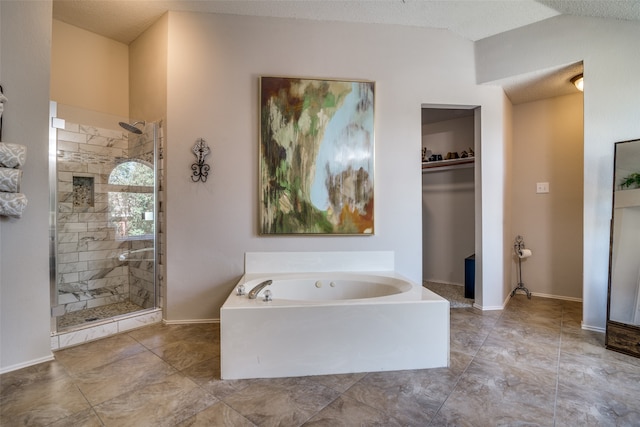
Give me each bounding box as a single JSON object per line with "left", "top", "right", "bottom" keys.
{"left": 56, "top": 301, "right": 145, "bottom": 330}
{"left": 3, "top": 295, "right": 640, "bottom": 426}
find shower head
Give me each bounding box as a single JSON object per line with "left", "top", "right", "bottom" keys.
{"left": 118, "top": 120, "right": 145, "bottom": 134}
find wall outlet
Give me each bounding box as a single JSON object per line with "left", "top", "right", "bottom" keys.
{"left": 536, "top": 182, "right": 549, "bottom": 193}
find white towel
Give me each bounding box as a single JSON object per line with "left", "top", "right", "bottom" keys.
{"left": 0, "top": 192, "right": 28, "bottom": 218}
{"left": 0, "top": 142, "right": 27, "bottom": 168}
{"left": 0, "top": 167, "right": 22, "bottom": 192}
{"left": 0, "top": 92, "right": 6, "bottom": 119}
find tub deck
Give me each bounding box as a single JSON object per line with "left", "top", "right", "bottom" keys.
{"left": 221, "top": 282, "right": 449, "bottom": 379}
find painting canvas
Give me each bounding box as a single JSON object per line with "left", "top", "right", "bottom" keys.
{"left": 260, "top": 76, "right": 375, "bottom": 234}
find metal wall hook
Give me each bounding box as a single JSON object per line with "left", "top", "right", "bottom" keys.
{"left": 191, "top": 138, "right": 211, "bottom": 182}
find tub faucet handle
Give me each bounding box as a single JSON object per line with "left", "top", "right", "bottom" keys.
{"left": 263, "top": 289, "right": 272, "bottom": 302}
{"left": 236, "top": 284, "right": 246, "bottom": 296}
{"left": 248, "top": 279, "right": 272, "bottom": 299}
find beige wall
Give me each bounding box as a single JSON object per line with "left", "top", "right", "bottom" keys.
{"left": 501, "top": 97, "right": 515, "bottom": 302}
{"left": 7, "top": 4, "right": 633, "bottom": 370}
{"left": 511, "top": 93, "right": 584, "bottom": 299}
{"left": 165, "top": 11, "right": 509, "bottom": 320}
{"left": 129, "top": 13, "right": 168, "bottom": 122}
{"left": 51, "top": 19, "right": 129, "bottom": 118}
{"left": 476, "top": 15, "right": 640, "bottom": 329}
{"left": 0, "top": 0, "right": 53, "bottom": 371}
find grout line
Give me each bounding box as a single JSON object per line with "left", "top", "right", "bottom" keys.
{"left": 428, "top": 306, "right": 504, "bottom": 425}
{"left": 552, "top": 307, "right": 566, "bottom": 427}
{"left": 90, "top": 407, "right": 107, "bottom": 427}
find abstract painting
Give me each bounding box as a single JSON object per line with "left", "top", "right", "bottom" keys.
{"left": 260, "top": 76, "right": 375, "bottom": 234}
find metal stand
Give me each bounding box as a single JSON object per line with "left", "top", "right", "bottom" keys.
{"left": 511, "top": 235, "right": 531, "bottom": 299}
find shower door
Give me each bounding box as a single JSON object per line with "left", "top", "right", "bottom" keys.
{"left": 50, "top": 103, "right": 158, "bottom": 332}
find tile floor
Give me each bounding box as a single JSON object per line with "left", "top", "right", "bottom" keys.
{"left": 2, "top": 295, "right": 640, "bottom": 426}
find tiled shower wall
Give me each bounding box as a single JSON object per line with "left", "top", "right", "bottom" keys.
{"left": 56, "top": 120, "right": 163, "bottom": 316}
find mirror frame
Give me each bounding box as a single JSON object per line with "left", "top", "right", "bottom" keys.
{"left": 606, "top": 138, "right": 640, "bottom": 358}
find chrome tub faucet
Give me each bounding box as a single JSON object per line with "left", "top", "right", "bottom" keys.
{"left": 248, "top": 280, "right": 272, "bottom": 299}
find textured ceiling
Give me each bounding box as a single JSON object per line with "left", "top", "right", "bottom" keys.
{"left": 52, "top": 0, "right": 640, "bottom": 45}
{"left": 52, "top": 0, "right": 639, "bottom": 104}
{"left": 53, "top": 0, "right": 561, "bottom": 44}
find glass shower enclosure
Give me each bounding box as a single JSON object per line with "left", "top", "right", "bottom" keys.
{"left": 49, "top": 102, "right": 159, "bottom": 332}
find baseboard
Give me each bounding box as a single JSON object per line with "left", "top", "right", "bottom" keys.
{"left": 0, "top": 354, "right": 55, "bottom": 375}
{"left": 581, "top": 323, "right": 605, "bottom": 333}
{"left": 530, "top": 292, "right": 583, "bottom": 302}
{"left": 456, "top": 290, "right": 583, "bottom": 312}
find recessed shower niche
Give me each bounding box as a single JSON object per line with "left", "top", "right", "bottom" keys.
{"left": 72, "top": 176, "right": 94, "bottom": 208}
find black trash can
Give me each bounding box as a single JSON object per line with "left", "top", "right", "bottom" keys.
{"left": 464, "top": 254, "right": 475, "bottom": 299}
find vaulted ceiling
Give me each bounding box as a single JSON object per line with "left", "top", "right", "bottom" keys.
{"left": 52, "top": 0, "right": 639, "bottom": 104}
{"left": 53, "top": 0, "right": 640, "bottom": 45}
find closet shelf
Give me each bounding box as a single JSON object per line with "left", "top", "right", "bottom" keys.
{"left": 422, "top": 158, "right": 474, "bottom": 173}
{"left": 614, "top": 187, "right": 640, "bottom": 208}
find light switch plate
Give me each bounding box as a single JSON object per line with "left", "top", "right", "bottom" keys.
{"left": 536, "top": 182, "right": 549, "bottom": 193}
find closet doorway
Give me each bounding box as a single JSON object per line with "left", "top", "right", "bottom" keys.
{"left": 421, "top": 105, "right": 479, "bottom": 305}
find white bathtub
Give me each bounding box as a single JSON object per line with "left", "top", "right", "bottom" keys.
{"left": 220, "top": 252, "right": 450, "bottom": 379}
{"left": 236, "top": 272, "right": 416, "bottom": 303}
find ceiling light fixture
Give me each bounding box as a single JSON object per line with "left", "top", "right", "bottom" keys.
{"left": 571, "top": 74, "right": 584, "bottom": 92}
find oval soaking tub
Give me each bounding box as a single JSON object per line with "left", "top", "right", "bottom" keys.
{"left": 221, "top": 251, "right": 450, "bottom": 380}
{"left": 239, "top": 272, "right": 415, "bottom": 303}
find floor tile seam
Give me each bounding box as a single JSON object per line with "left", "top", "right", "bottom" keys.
{"left": 126, "top": 333, "right": 161, "bottom": 351}
{"left": 552, "top": 312, "right": 566, "bottom": 427}
{"left": 496, "top": 318, "right": 564, "bottom": 331}
{"left": 89, "top": 371, "right": 218, "bottom": 424}
{"left": 332, "top": 373, "right": 407, "bottom": 423}
{"left": 561, "top": 350, "right": 640, "bottom": 371}
{"left": 69, "top": 380, "right": 101, "bottom": 423}
{"left": 68, "top": 347, "right": 178, "bottom": 384}
{"left": 217, "top": 394, "right": 290, "bottom": 427}
{"left": 174, "top": 389, "right": 230, "bottom": 426}
{"left": 481, "top": 331, "right": 562, "bottom": 350}
{"left": 149, "top": 338, "right": 219, "bottom": 358}
{"left": 219, "top": 393, "right": 316, "bottom": 427}
{"left": 464, "top": 354, "right": 560, "bottom": 387}
{"left": 212, "top": 400, "right": 258, "bottom": 427}
{"left": 55, "top": 344, "right": 150, "bottom": 376}
{"left": 90, "top": 406, "right": 107, "bottom": 427}
{"left": 429, "top": 310, "right": 504, "bottom": 426}
{"left": 181, "top": 364, "right": 227, "bottom": 405}
{"left": 176, "top": 355, "right": 219, "bottom": 377}
{"left": 0, "top": 375, "right": 77, "bottom": 410}
{"left": 103, "top": 354, "right": 196, "bottom": 390}
{"left": 125, "top": 328, "right": 185, "bottom": 351}
{"left": 72, "top": 362, "right": 186, "bottom": 411}
{"left": 296, "top": 392, "right": 344, "bottom": 427}
{"left": 336, "top": 384, "right": 434, "bottom": 427}
{"left": 470, "top": 351, "right": 561, "bottom": 375}
{"left": 148, "top": 346, "right": 198, "bottom": 372}
{"left": 556, "top": 347, "right": 622, "bottom": 366}
{"left": 217, "top": 393, "right": 245, "bottom": 417}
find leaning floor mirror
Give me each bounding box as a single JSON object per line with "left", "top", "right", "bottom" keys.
{"left": 606, "top": 138, "right": 640, "bottom": 358}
